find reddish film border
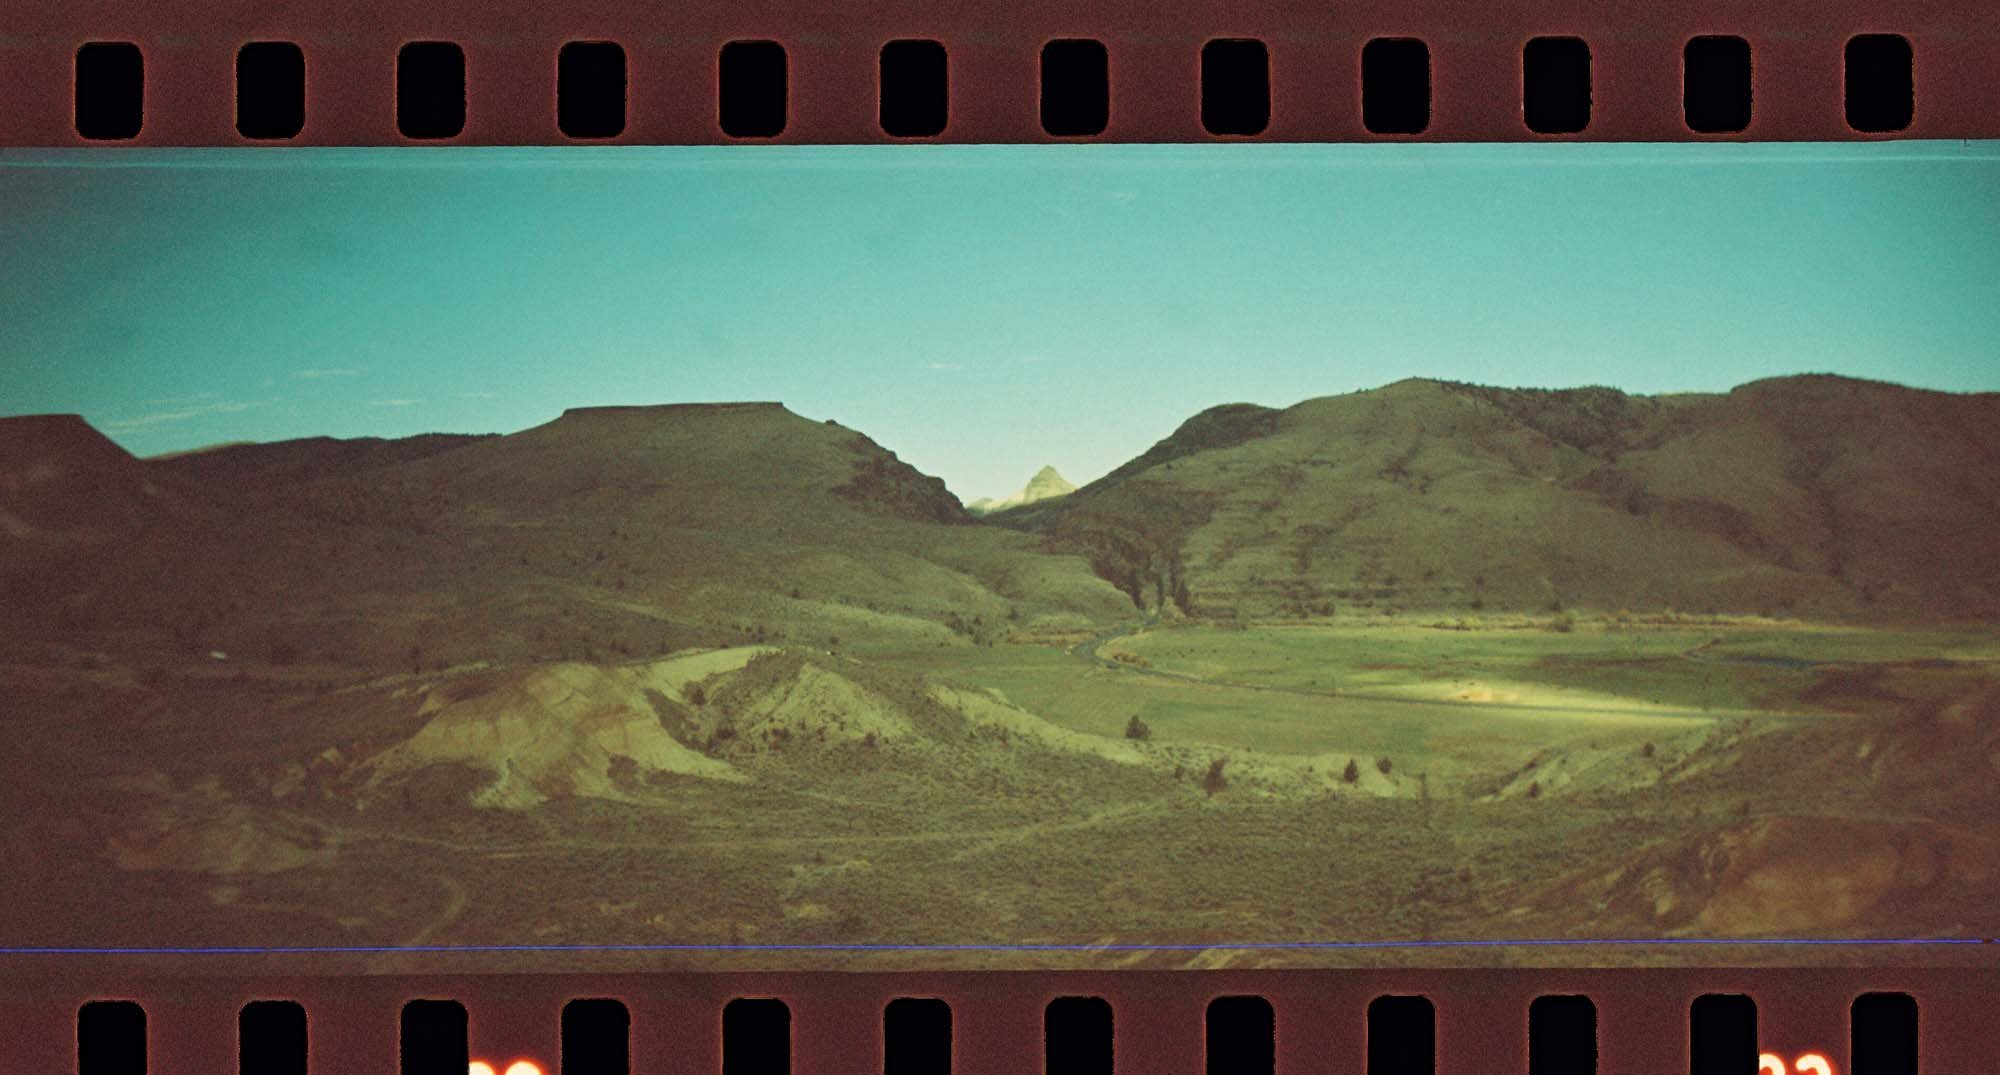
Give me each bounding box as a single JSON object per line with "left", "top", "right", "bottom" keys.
{"left": 7, "top": 967, "right": 1997, "bottom": 1073}
{"left": 0, "top": 0, "right": 1998, "bottom": 144}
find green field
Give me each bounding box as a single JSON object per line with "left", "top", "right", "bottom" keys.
{"left": 10, "top": 614, "right": 1996, "bottom": 968}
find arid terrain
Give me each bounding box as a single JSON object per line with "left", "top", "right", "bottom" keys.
{"left": 2, "top": 375, "right": 1997, "bottom": 970}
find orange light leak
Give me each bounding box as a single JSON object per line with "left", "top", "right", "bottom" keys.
{"left": 1759, "top": 1054, "right": 1839, "bottom": 1075}
{"left": 469, "top": 1063, "right": 497, "bottom": 1075}
{"left": 504, "top": 1061, "right": 546, "bottom": 1075}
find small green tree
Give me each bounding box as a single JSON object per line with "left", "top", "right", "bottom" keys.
{"left": 1376, "top": 756, "right": 1393, "bottom": 776}
{"left": 1124, "top": 714, "right": 1152, "bottom": 741}
{"left": 1343, "top": 758, "right": 1361, "bottom": 784}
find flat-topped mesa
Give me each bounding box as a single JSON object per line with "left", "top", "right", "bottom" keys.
{"left": 0, "top": 414, "right": 196, "bottom": 541}
{"left": 553, "top": 401, "right": 794, "bottom": 423}
{"left": 0, "top": 413, "right": 137, "bottom": 471}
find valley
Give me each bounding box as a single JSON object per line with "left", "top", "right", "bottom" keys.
{"left": 2, "top": 376, "right": 1997, "bottom": 969}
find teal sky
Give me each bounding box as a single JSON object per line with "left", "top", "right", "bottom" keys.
{"left": 2, "top": 142, "right": 1997, "bottom": 502}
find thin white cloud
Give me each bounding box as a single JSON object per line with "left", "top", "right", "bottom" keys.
{"left": 101, "top": 399, "right": 260, "bottom": 433}
{"left": 926, "top": 362, "right": 966, "bottom": 371}
{"left": 368, "top": 398, "right": 424, "bottom": 407}
{"left": 295, "top": 367, "right": 364, "bottom": 380}
{"left": 141, "top": 390, "right": 219, "bottom": 406}
{"left": 456, "top": 391, "right": 500, "bottom": 400}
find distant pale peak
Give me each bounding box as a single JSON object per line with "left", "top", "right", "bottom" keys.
{"left": 968, "top": 465, "right": 1076, "bottom": 514}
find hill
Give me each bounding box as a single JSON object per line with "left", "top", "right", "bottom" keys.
{"left": 966, "top": 465, "right": 1078, "bottom": 514}
{"left": 0, "top": 404, "right": 1128, "bottom": 672}
{"left": 997, "top": 376, "right": 2000, "bottom": 622}
{"left": 0, "top": 414, "right": 205, "bottom": 547}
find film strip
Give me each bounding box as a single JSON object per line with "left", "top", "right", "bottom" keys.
{"left": 5, "top": 0, "right": 2000, "bottom": 1071}
{"left": 2, "top": 969, "right": 1986, "bottom": 1073}
{"left": 0, "top": 0, "right": 1998, "bottom": 143}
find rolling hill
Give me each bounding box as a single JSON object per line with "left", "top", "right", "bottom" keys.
{"left": 0, "top": 403, "right": 1128, "bottom": 672}
{"left": 998, "top": 375, "right": 2000, "bottom": 622}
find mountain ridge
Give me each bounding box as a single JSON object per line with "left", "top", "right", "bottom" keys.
{"left": 999, "top": 374, "right": 2000, "bottom": 621}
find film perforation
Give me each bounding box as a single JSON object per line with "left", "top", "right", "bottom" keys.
{"left": 42, "top": 979, "right": 1962, "bottom": 1073}
{"left": 720, "top": 997, "right": 791, "bottom": 1075}
{"left": 1199, "top": 38, "right": 1271, "bottom": 136}
{"left": 1522, "top": 36, "right": 1592, "bottom": 134}
{"left": 72, "top": 41, "right": 143, "bottom": 140}
{"left": 1044, "top": 995, "right": 1115, "bottom": 1075}
{"left": 395, "top": 42, "right": 468, "bottom": 139}
{"left": 30, "top": 28, "right": 1994, "bottom": 143}
{"left": 1682, "top": 36, "right": 1753, "bottom": 134}
{"left": 1689, "top": 994, "right": 1759, "bottom": 1075}
{"left": 1843, "top": 35, "right": 1914, "bottom": 132}
{"left": 1527, "top": 994, "right": 1599, "bottom": 1075}
{"left": 879, "top": 39, "right": 951, "bottom": 138}
{"left": 234, "top": 42, "right": 306, "bottom": 140}
{"left": 1204, "top": 995, "right": 1277, "bottom": 1075}
{"left": 1039, "top": 39, "right": 1110, "bottom": 138}
{"left": 556, "top": 42, "right": 628, "bottom": 140}
{"left": 1366, "top": 994, "right": 1437, "bottom": 1075}
{"left": 1360, "top": 37, "right": 1432, "bottom": 136}
{"left": 75, "top": 1000, "right": 146, "bottom": 1075}
{"left": 718, "top": 41, "right": 789, "bottom": 139}
{"left": 882, "top": 996, "right": 954, "bottom": 1075}
{"left": 238, "top": 1000, "right": 310, "bottom": 1075}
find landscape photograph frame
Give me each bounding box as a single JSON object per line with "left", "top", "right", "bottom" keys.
{"left": 2, "top": 141, "right": 1997, "bottom": 979}
{"left": 3, "top": 0, "right": 2000, "bottom": 1069}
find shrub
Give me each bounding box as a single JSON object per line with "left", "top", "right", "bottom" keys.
{"left": 1202, "top": 758, "right": 1228, "bottom": 795}
{"left": 1548, "top": 613, "right": 1575, "bottom": 634}
{"left": 1124, "top": 715, "right": 1152, "bottom": 741}
{"left": 1343, "top": 758, "right": 1361, "bottom": 784}
{"left": 1469, "top": 596, "right": 1485, "bottom": 611}
{"left": 684, "top": 682, "right": 706, "bottom": 706}
{"left": 608, "top": 754, "right": 639, "bottom": 788}
{"left": 1527, "top": 780, "right": 1542, "bottom": 799}
{"left": 1375, "top": 756, "right": 1393, "bottom": 776}
{"left": 1642, "top": 741, "right": 1656, "bottom": 759}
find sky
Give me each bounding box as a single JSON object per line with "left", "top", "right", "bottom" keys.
{"left": 2, "top": 142, "right": 1998, "bottom": 503}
